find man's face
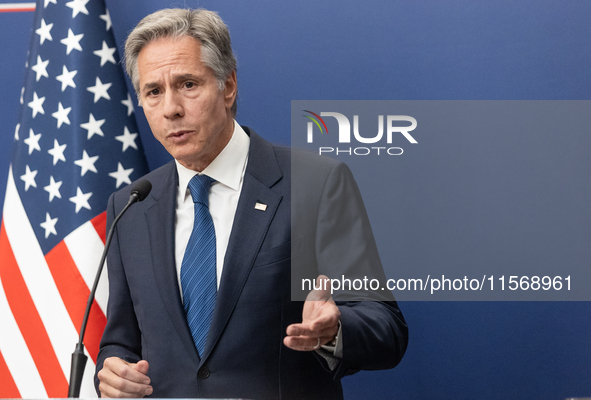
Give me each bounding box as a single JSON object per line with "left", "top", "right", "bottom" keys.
{"left": 137, "top": 35, "right": 237, "bottom": 172}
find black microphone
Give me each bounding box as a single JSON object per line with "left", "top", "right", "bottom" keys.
{"left": 130, "top": 179, "right": 152, "bottom": 202}
{"left": 68, "top": 180, "right": 152, "bottom": 398}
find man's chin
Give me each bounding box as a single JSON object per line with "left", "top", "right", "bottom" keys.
{"left": 174, "top": 152, "right": 210, "bottom": 172}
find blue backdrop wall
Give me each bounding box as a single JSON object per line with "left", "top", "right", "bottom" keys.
{"left": 1, "top": 1, "right": 590, "bottom": 399}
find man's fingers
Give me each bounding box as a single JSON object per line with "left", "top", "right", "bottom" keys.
{"left": 286, "top": 321, "right": 337, "bottom": 338}
{"left": 283, "top": 335, "right": 335, "bottom": 351}
{"left": 105, "top": 359, "right": 151, "bottom": 384}
{"left": 98, "top": 368, "right": 152, "bottom": 398}
{"left": 99, "top": 381, "right": 153, "bottom": 399}
{"left": 287, "top": 309, "right": 339, "bottom": 335}
{"left": 98, "top": 357, "right": 152, "bottom": 398}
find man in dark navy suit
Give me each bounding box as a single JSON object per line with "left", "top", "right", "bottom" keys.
{"left": 95, "top": 8, "right": 407, "bottom": 399}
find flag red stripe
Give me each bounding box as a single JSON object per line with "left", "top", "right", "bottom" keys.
{"left": 91, "top": 212, "right": 107, "bottom": 245}
{"left": 0, "top": 348, "right": 21, "bottom": 398}
{"left": 0, "top": 222, "right": 68, "bottom": 397}
{"left": 45, "top": 241, "right": 106, "bottom": 363}
{"left": 0, "top": 8, "right": 35, "bottom": 13}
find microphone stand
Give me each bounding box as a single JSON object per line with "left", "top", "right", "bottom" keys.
{"left": 68, "top": 181, "right": 151, "bottom": 398}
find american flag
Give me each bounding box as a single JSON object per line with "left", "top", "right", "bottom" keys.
{"left": 0, "top": 0, "right": 149, "bottom": 397}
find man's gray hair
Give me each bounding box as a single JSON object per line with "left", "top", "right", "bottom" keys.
{"left": 124, "top": 8, "right": 237, "bottom": 114}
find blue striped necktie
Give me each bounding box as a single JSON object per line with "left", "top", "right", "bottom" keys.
{"left": 181, "top": 174, "right": 217, "bottom": 356}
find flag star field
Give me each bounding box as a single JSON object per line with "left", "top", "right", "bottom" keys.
{"left": 13, "top": 0, "right": 149, "bottom": 255}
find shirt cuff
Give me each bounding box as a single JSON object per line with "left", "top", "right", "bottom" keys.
{"left": 316, "top": 320, "right": 343, "bottom": 370}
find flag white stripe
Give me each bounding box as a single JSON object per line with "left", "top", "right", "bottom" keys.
{"left": 0, "top": 275, "right": 47, "bottom": 398}
{"left": 64, "top": 221, "right": 109, "bottom": 314}
{"left": 3, "top": 167, "right": 77, "bottom": 379}
{"left": 0, "top": 3, "right": 36, "bottom": 11}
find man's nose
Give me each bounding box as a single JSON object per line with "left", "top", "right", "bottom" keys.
{"left": 163, "top": 90, "right": 184, "bottom": 119}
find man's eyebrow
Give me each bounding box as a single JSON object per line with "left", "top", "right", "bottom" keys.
{"left": 174, "top": 73, "right": 201, "bottom": 82}
{"left": 141, "top": 74, "right": 202, "bottom": 93}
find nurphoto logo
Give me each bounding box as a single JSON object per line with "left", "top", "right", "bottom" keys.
{"left": 302, "top": 110, "right": 418, "bottom": 156}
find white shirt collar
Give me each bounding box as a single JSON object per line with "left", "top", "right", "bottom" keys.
{"left": 175, "top": 121, "right": 250, "bottom": 203}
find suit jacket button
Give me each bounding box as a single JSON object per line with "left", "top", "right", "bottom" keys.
{"left": 198, "top": 366, "right": 210, "bottom": 379}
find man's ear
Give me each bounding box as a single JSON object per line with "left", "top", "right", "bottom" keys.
{"left": 224, "top": 70, "right": 237, "bottom": 110}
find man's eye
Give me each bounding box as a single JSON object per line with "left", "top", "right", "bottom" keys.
{"left": 147, "top": 88, "right": 160, "bottom": 96}
{"left": 184, "top": 82, "right": 195, "bottom": 89}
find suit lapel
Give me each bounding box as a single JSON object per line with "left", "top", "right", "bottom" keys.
{"left": 145, "top": 162, "right": 200, "bottom": 365}
{"left": 201, "top": 129, "right": 284, "bottom": 361}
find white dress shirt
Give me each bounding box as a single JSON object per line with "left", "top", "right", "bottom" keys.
{"left": 174, "top": 121, "right": 250, "bottom": 294}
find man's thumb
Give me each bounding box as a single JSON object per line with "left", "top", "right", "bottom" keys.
{"left": 306, "top": 275, "right": 332, "bottom": 301}
{"left": 133, "top": 360, "right": 150, "bottom": 375}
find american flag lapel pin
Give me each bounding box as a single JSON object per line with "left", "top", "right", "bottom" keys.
{"left": 255, "top": 202, "right": 267, "bottom": 211}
